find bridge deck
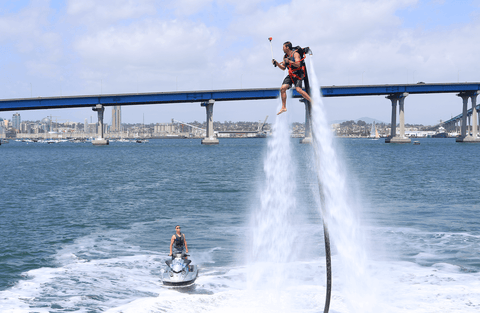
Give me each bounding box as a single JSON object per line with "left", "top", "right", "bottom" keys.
{"left": 0, "top": 89, "right": 280, "bottom": 112}
{"left": 1, "top": 82, "right": 479, "bottom": 112}
{"left": 321, "top": 82, "right": 480, "bottom": 97}
{"left": 444, "top": 104, "right": 480, "bottom": 124}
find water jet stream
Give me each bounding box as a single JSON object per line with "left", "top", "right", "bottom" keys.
{"left": 303, "top": 59, "right": 332, "bottom": 313}
{"left": 308, "top": 56, "right": 374, "bottom": 313}
{"left": 248, "top": 109, "right": 298, "bottom": 291}
{"left": 249, "top": 51, "right": 334, "bottom": 312}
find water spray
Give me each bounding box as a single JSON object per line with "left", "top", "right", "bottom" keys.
{"left": 303, "top": 49, "right": 332, "bottom": 313}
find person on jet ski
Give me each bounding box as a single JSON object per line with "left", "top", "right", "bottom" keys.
{"left": 169, "top": 225, "right": 189, "bottom": 258}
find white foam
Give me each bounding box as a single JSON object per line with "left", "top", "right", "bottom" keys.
{"left": 373, "top": 260, "right": 480, "bottom": 312}
{"left": 1, "top": 222, "right": 479, "bottom": 312}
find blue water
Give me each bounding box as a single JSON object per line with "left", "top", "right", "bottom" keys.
{"left": 345, "top": 138, "right": 480, "bottom": 270}
{"left": 1, "top": 138, "right": 479, "bottom": 312}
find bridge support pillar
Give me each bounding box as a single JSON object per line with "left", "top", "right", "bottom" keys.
{"left": 473, "top": 95, "right": 478, "bottom": 138}
{"left": 385, "top": 93, "right": 410, "bottom": 143}
{"left": 300, "top": 100, "right": 312, "bottom": 144}
{"left": 399, "top": 96, "right": 407, "bottom": 138}
{"left": 201, "top": 99, "right": 219, "bottom": 145}
{"left": 456, "top": 92, "right": 480, "bottom": 142}
{"left": 92, "top": 104, "right": 109, "bottom": 146}
{"left": 458, "top": 93, "right": 469, "bottom": 140}
{"left": 389, "top": 98, "right": 397, "bottom": 137}
{"left": 478, "top": 110, "right": 480, "bottom": 134}
{"left": 467, "top": 116, "right": 472, "bottom": 137}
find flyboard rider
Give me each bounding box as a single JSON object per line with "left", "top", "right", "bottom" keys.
{"left": 169, "top": 225, "right": 189, "bottom": 258}
{"left": 272, "top": 41, "right": 312, "bottom": 115}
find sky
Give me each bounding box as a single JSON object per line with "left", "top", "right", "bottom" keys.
{"left": 1, "top": 0, "right": 480, "bottom": 125}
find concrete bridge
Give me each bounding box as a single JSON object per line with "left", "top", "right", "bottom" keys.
{"left": 1, "top": 82, "right": 479, "bottom": 145}
{"left": 443, "top": 102, "right": 480, "bottom": 141}
{"left": 323, "top": 82, "right": 480, "bottom": 143}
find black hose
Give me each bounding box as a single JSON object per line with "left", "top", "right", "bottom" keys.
{"left": 303, "top": 60, "right": 332, "bottom": 313}
{"left": 316, "top": 166, "right": 332, "bottom": 313}
{"left": 322, "top": 222, "right": 332, "bottom": 313}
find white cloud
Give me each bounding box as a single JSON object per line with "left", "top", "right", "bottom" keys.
{"left": 75, "top": 20, "right": 216, "bottom": 68}
{"left": 66, "top": 0, "right": 157, "bottom": 23}
{"left": 172, "top": 0, "right": 214, "bottom": 16}
{"left": 222, "top": 0, "right": 272, "bottom": 14}
{"left": 3, "top": 0, "right": 480, "bottom": 124}
{"left": 72, "top": 18, "right": 219, "bottom": 95}
{"left": 0, "top": 0, "right": 63, "bottom": 78}
{"left": 0, "top": 0, "right": 55, "bottom": 49}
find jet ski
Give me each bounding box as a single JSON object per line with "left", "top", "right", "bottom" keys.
{"left": 162, "top": 253, "right": 198, "bottom": 287}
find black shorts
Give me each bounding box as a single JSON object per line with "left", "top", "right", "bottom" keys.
{"left": 282, "top": 75, "right": 303, "bottom": 88}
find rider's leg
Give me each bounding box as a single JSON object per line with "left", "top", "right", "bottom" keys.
{"left": 279, "top": 84, "right": 289, "bottom": 114}
{"left": 295, "top": 86, "right": 311, "bottom": 103}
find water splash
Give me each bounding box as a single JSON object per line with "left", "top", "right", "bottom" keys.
{"left": 247, "top": 101, "right": 299, "bottom": 290}
{"left": 308, "top": 58, "right": 378, "bottom": 312}
{"left": 246, "top": 60, "right": 378, "bottom": 311}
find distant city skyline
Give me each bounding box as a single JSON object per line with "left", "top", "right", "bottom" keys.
{"left": 0, "top": 110, "right": 443, "bottom": 127}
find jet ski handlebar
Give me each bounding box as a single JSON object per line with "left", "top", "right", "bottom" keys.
{"left": 170, "top": 253, "right": 189, "bottom": 258}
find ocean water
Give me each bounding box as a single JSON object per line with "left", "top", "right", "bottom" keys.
{"left": 1, "top": 137, "right": 479, "bottom": 312}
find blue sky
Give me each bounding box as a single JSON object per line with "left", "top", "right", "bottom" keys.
{"left": 1, "top": 0, "right": 480, "bottom": 125}
{"left": 397, "top": 0, "right": 476, "bottom": 29}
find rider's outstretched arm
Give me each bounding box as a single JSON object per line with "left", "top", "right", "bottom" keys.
{"left": 273, "top": 59, "right": 286, "bottom": 70}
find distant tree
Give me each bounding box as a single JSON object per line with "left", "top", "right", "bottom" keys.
{"left": 341, "top": 120, "right": 355, "bottom": 127}
{"left": 357, "top": 120, "right": 366, "bottom": 127}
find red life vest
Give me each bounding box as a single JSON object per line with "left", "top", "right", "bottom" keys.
{"left": 284, "top": 48, "right": 306, "bottom": 82}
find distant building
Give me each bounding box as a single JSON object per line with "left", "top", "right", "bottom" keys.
{"left": 88, "top": 123, "right": 97, "bottom": 134}
{"left": 12, "top": 113, "right": 21, "bottom": 130}
{"left": 20, "top": 122, "right": 31, "bottom": 133}
{"left": 41, "top": 117, "right": 51, "bottom": 132}
{"left": 154, "top": 123, "right": 176, "bottom": 133}
{"left": 84, "top": 118, "right": 88, "bottom": 133}
{"left": 111, "top": 106, "right": 121, "bottom": 132}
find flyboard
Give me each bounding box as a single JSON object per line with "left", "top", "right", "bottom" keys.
{"left": 270, "top": 38, "right": 332, "bottom": 313}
